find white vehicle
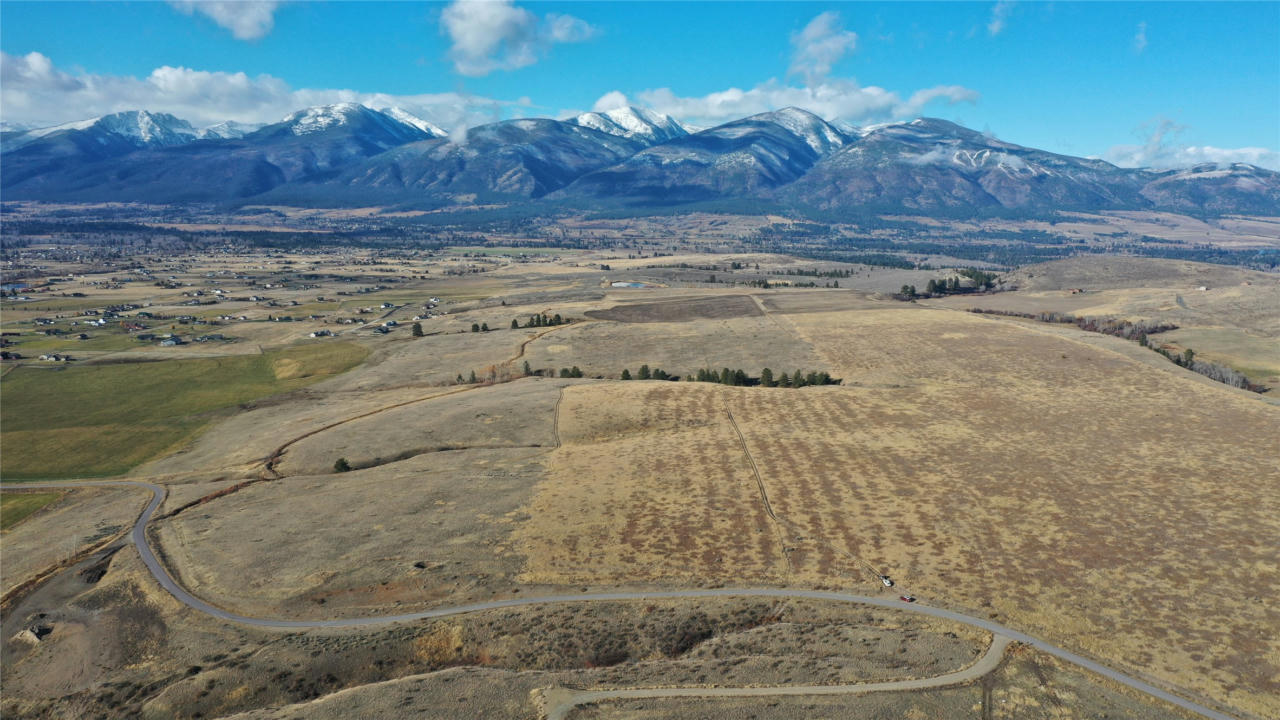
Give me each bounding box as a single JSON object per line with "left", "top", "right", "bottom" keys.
{"left": 880, "top": 575, "right": 894, "bottom": 587}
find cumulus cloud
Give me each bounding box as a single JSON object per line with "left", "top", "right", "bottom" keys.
{"left": 169, "top": 1, "right": 280, "bottom": 41}
{"left": 1103, "top": 118, "right": 1280, "bottom": 171}
{"left": 1134, "top": 21, "right": 1148, "bottom": 53}
{"left": 588, "top": 10, "right": 976, "bottom": 130}
{"left": 987, "top": 1, "right": 1013, "bottom": 36}
{"left": 591, "top": 90, "right": 630, "bottom": 112}
{"left": 789, "top": 11, "right": 857, "bottom": 85}
{"left": 440, "top": 0, "right": 596, "bottom": 77}
{"left": 0, "top": 51, "right": 514, "bottom": 131}
{"left": 618, "top": 79, "right": 977, "bottom": 129}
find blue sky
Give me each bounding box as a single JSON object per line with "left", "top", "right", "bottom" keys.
{"left": 2, "top": 1, "right": 1277, "bottom": 168}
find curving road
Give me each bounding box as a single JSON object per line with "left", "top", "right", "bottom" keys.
{"left": 0, "top": 480, "right": 1241, "bottom": 720}
{"left": 545, "top": 635, "right": 1012, "bottom": 720}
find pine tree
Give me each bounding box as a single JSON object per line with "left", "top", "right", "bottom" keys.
{"left": 621, "top": 368, "right": 632, "bottom": 380}
{"left": 471, "top": 323, "right": 480, "bottom": 333}
{"left": 334, "top": 458, "right": 351, "bottom": 473}
{"left": 412, "top": 322, "right": 424, "bottom": 337}
{"left": 511, "top": 319, "right": 519, "bottom": 329}
{"left": 793, "top": 370, "right": 804, "bottom": 387}
{"left": 481, "top": 322, "right": 489, "bottom": 332}
{"left": 760, "top": 368, "right": 774, "bottom": 387}
{"left": 638, "top": 364, "right": 651, "bottom": 380}
{"left": 571, "top": 366, "right": 583, "bottom": 378}
{"left": 523, "top": 360, "right": 532, "bottom": 375}
{"left": 469, "top": 370, "right": 477, "bottom": 383}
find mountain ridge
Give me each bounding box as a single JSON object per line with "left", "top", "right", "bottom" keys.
{"left": 2, "top": 104, "right": 1276, "bottom": 215}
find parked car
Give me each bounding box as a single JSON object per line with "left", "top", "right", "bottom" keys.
{"left": 899, "top": 595, "right": 916, "bottom": 603}
{"left": 880, "top": 575, "right": 894, "bottom": 587}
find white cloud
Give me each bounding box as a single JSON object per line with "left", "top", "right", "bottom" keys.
{"left": 169, "top": 1, "right": 280, "bottom": 41}
{"left": 591, "top": 90, "right": 630, "bottom": 112}
{"left": 0, "top": 51, "right": 515, "bottom": 132}
{"left": 1134, "top": 21, "right": 1148, "bottom": 53}
{"left": 439, "top": 0, "right": 596, "bottom": 77}
{"left": 619, "top": 78, "right": 978, "bottom": 129}
{"left": 789, "top": 11, "right": 857, "bottom": 85}
{"left": 987, "top": 1, "right": 1013, "bottom": 36}
{"left": 1103, "top": 118, "right": 1280, "bottom": 171}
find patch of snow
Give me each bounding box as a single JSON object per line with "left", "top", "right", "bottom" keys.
{"left": 570, "top": 106, "right": 688, "bottom": 143}
{"left": 280, "top": 103, "right": 367, "bottom": 135}
{"left": 379, "top": 107, "right": 447, "bottom": 137}
{"left": 196, "top": 120, "right": 261, "bottom": 140}
{"left": 764, "top": 107, "right": 846, "bottom": 155}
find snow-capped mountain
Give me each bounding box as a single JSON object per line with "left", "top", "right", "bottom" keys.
{"left": 782, "top": 117, "right": 1151, "bottom": 210}
{"left": 378, "top": 107, "right": 447, "bottom": 138}
{"left": 1, "top": 104, "right": 1275, "bottom": 214}
{"left": 336, "top": 118, "right": 645, "bottom": 200}
{"left": 569, "top": 106, "right": 688, "bottom": 145}
{"left": 0, "top": 110, "right": 203, "bottom": 153}
{"left": 1140, "top": 163, "right": 1280, "bottom": 214}
{"left": 196, "top": 120, "right": 262, "bottom": 140}
{"left": 558, "top": 107, "right": 849, "bottom": 203}
{"left": 759, "top": 107, "right": 848, "bottom": 155}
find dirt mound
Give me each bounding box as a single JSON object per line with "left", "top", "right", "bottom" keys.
{"left": 587, "top": 295, "right": 762, "bottom": 323}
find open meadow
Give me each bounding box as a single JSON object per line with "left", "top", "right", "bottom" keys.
{"left": 3, "top": 247, "right": 1277, "bottom": 720}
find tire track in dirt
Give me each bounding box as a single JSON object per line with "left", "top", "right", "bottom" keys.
{"left": 725, "top": 410, "right": 792, "bottom": 579}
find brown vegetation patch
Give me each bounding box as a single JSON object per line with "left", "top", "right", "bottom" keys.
{"left": 586, "top": 295, "right": 762, "bottom": 323}
{"left": 517, "top": 308, "right": 1280, "bottom": 717}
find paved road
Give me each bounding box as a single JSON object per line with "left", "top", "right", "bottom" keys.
{"left": 545, "top": 635, "right": 1013, "bottom": 720}
{"left": 0, "top": 480, "right": 1240, "bottom": 720}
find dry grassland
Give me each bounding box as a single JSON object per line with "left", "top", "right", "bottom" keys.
{"left": 1, "top": 486, "right": 147, "bottom": 596}
{"left": 1159, "top": 327, "right": 1280, "bottom": 388}
{"left": 522, "top": 314, "right": 825, "bottom": 379}
{"left": 154, "top": 446, "right": 551, "bottom": 619}
{"left": 274, "top": 377, "right": 565, "bottom": 476}
{"left": 516, "top": 307, "right": 1280, "bottom": 717}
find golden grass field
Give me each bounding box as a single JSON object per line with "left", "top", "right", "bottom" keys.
{"left": 4, "top": 248, "right": 1278, "bottom": 720}
{"left": 516, "top": 306, "right": 1280, "bottom": 717}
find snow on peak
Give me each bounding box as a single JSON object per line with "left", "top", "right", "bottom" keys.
{"left": 571, "top": 106, "right": 688, "bottom": 143}
{"left": 2, "top": 110, "right": 201, "bottom": 151}
{"left": 379, "top": 107, "right": 447, "bottom": 138}
{"left": 756, "top": 107, "right": 846, "bottom": 155}
{"left": 96, "top": 111, "right": 197, "bottom": 145}
{"left": 195, "top": 120, "right": 261, "bottom": 140}
{"left": 280, "top": 103, "right": 370, "bottom": 135}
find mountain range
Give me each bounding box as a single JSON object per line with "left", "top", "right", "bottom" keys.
{"left": 2, "top": 103, "right": 1276, "bottom": 215}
